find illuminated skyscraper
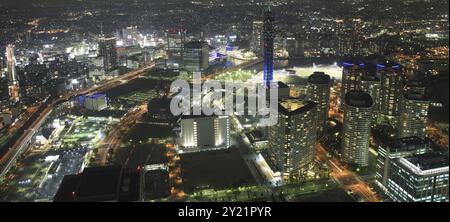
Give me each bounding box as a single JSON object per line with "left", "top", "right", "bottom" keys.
{"left": 98, "top": 35, "right": 118, "bottom": 73}
{"left": 341, "top": 61, "right": 363, "bottom": 107}
{"left": 250, "top": 21, "right": 264, "bottom": 56}
{"left": 399, "top": 92, "right": 429, "bottom": 139}
{"left": 182, "top": 41, "right": 209, "bottom": 74}
{"left": 263, "top": 5, "right": 274, "bottom": 87}
{"left": 342, "top": 90, "right": 373, "bottom": 167}
{"left": 377, "top": 63, "right": 403, "bottom": 129}
{"left": 6, "top": 44, "right": 20, "bottom": 103}
{"left": 361, "top": 75, "right": 380, "bottom": 125}
{"left": 307, "top": 71, "right": 331, "bottom": 129}
{"left": 165, "top": 28, "right": 187, "bottom": 66}
{"left": 268, "top": 98, "right": 318, "bottom": 183}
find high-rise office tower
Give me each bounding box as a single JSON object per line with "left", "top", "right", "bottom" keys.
{"left": 165, "top": 28, "right": 186, "bottom": 66}
{"left": 307, "top": 71, "right": 331, "bottom": 129}
{"left": 268, "top": 98, "right": 318, "bottom": 183}
{"left": 341, "top": 61, "right": 363, "bottom": 107}
{"left": 375, "top": 136, "right": 428, "bottom": 192}
{"left": 399, "top": 92, "right": 429, "bottom": 139}
{"left": 6, "top": 44, "right": 20, "bottom": 103}
{"left": 378, "top": 63, "right": 403, "bottom": 129}
{"left": 98, "top": 35, "right": 118, "bottom": 73}
{"left": 361, "top": 75, "right": 381, "bottom": 125}
{"left": 180, "top": 115, "right": 230, "bottom": 153}
{"left": 250, "top": 21, "right": 264, "bottom": 56}
{"left": 263, "top": 5, "right": 275, "bottom": 87}
{"left": 342, "top": 90, "right": 373, "bottom": 167}
{"left": 387, "top": 152, "right": 449, "bottom": 202}
{"left": 182, "top": 41, "right": 209, "bottom": 74}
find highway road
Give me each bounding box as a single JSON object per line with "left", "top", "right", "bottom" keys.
{"left": 316, "top": 144, "right": 379, "bottom": 202}
{"left": 95, "top": 104, "right": 148, "bottom": 166}
{"left": 0, "top": 63, "right": 155, "bottom": 178}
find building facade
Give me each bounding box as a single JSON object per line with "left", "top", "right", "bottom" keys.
{"left": 377, "top": 63, "right": 403, "bottom": 129}
{"left": 268, "top": 98, "right": 318, "bottom": 183}
{"left": 341, "top": 61, "right": 363, "bottom": 107}
{"left": 307, "top": 71, "right": 331, "bottom": 130}
{"left": 98, "top": 36, "right": 118, "bottom": 73}
{"left": 361, "top": 75, "right": 380, "bottom": 125}
{"left": 179, "top": 115, "right": 230, "bottom": 153}
{"left": 386, "top": 152, "right": 449, "bottom": 202}
{"left": 182, "top": 41, "right": 209, "bottom": 74}
{"left": 342, "top": 90, "right": 373, "bottom": 167}
{"left": 375, "top": 136, "right": 428, "bottom": 191}
{"left": 399, "top": 92, "right": 429, "bottom": 139}
{"left": 84, "top": 93, "right": 108, "bottom": 111}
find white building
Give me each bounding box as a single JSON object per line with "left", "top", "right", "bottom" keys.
{"left": 179, "top": 115, "right": 230, "bottom": 153}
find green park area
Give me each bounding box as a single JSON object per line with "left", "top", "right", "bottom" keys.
{"left": 214, "top": 70, "right": 254, "bottom": 82}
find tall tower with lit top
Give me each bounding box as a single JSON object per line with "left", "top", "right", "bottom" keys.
{"left": 263, "top": 5, "right": 274, "bottom": 87}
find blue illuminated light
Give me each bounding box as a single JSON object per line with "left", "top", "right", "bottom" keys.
{"left": 342, "top": 62, "right": 355, "bottom": 67}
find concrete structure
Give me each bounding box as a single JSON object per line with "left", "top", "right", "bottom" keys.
{"left": 399, "top": 92, "right": 429, "bottom": 139}
{"left": 341, "top": 61, "right": 363, "bottom": 107}
{"left": 165, "top": 28, "right": 187, "bottom": 64}
{"left": 342, "top": 90, "right": 373, "bottom": 167}
{"left": 307, "top": 71, "right": 331, "bottom": 129}
{"left": 182, "top": 41, "right": 209, "bottom": 74}
{"left": 375, "top": 136, "right": 428, "bottom": 191}
{"left": 268, "top": 98, "right": 318, "bottom": 183}
{"left": 361, "top": 75, "right": 380, "bottom": 125}
{"left": 387, "top": 152, "right": 449, "bottom": 202}
{"left": 179, "top": 115, "right": 230, "bottom": 153}
{"left": 84, "top": 94, "right": 108, "bottom": 111}
{"left": 98, "top": 35, "right": 118, "bottom": 72}
{"left": 378, "top": 63, "right": 403, "bottom": 129}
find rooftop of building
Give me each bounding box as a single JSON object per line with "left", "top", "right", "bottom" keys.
{"left": 308, "top": 71, "right": 331, "bottom": 84}
{"left": 381, "top": 136, "right": 427, "bottom": 152}
{"left": 53, "top": 166, "right": 141, "bottom": 202}
{"left": 276, "top": 81, "right": 289, "bottom": 89}
{"left": 344, "top": 90, "right": 373, "bottom": 108}
{"left": 278, "top": 97, "right": 317, "bottom": 116}
{"left": 404, "top": 152, "right": 449, "bottom": 171}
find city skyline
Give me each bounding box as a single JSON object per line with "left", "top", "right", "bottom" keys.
{"left": 0, "top": 0, "right": 448, "bottom": 204}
